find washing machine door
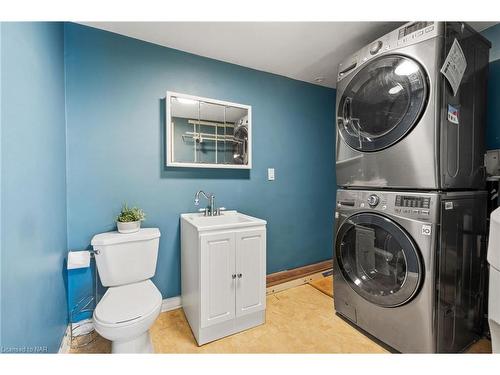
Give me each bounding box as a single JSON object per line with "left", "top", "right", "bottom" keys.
{"left": 335, "top": 212, "right": 423, "bottom": 307}
{"left": 337, "top": 55, "right": 428, "bottom": 152}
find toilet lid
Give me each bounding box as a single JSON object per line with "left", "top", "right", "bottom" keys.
{"left": 95, "top": 280, "right": 162, "bottom": 324}
{"left": 91, "top": 228, "right": 160, "bottom": 246}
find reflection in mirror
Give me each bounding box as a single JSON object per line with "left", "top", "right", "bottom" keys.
{"left": 167, "top": 92, "right": 251, "bottom": 169}
{"left": 198, "top": 101, "right": 225, "bottom": 164}
{"left": 226, "top": 106, "right": 249, "bottom": 165}
{"left": 171, "top": 96, "right": 199, "bottom": 163}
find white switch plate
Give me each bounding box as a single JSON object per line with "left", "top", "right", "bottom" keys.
{"left": 267, "top": 168, "right": 275, "bottom": 181}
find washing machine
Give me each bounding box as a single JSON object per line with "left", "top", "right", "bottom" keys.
{"left": 336, "top": 22, "right": 490, "bottom": 190}
{"left": 333, "top": 188, "right": 487, "bottom": 352}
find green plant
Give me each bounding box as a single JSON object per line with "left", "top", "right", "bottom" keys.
{"left": 116, "top": 204, "right": 146, "bottom": 223}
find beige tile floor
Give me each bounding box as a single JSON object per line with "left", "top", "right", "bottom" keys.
{"left": 70, "top": 282, "right": 491, "bottom": 354}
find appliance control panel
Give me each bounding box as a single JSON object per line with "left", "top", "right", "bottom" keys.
{"left": 337, "top": 21, "right": 441, "bottom": 82}
{"left": 397, "top": 21, "right": 434, "bottom": 41}
{"left": 336, "top": 190, "right": 437, "bottom": 220}
{"left": 394, "top": 195, "right": 431, "bottom": 216}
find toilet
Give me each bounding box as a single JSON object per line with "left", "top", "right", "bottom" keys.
{"left": 488, "top": 208, "right": 500, "bottom": 353}
{"left": 91, "top": 228, "right": 162, "bottom": 353}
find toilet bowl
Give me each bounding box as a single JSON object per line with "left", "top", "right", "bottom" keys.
{"left": 93, "top": 280, "right": 162, "bottom": 353}
{"left": 91, "top": 228, "right": 162, "bottom": 353}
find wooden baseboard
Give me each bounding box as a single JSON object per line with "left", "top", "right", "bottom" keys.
{"left": 266, "top": 270, "right": 328, "bottom": 295}
{"left": 266, "top": 259, "right": 333, "bottom": 287}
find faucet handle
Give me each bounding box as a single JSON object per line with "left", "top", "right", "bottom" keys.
{"left": 216, "top": 207, "right": 227, "bottom": 216}
{"left": 198, "top": 208, "right": 209, "bottom": 216}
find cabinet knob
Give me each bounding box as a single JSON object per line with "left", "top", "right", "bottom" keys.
{"left": 232, "top": 274, "right": 237, "bottom": 279}
{"left": 237, "top": 273, "right": 242, "bottom": 278}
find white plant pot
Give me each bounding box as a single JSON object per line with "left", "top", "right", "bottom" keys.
{"left": 117, "top": 220, "right": 141, "bottom": 234}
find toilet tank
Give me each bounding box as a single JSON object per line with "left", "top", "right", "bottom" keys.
{"left": 91, "top": 228, "right": 161, "bottom": 287}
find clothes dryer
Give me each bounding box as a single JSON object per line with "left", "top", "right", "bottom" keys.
{"left": 336, "top": 22, "right": 490, "bottom": 189}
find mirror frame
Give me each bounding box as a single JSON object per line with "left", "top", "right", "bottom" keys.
{"left": 166, "top": 91, "right": 252, "bottom": 169}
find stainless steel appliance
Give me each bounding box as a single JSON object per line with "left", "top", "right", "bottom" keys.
{"left": 336, "top": 22, "right": 490, "bottom": 190}
{"left": 333, "top": 188, "right": 487, "bottom": 353}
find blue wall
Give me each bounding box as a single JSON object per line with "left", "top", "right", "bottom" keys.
{"left": 64, "top": 23, "right": 337, "bottom": 299}
{"left": 482, "top": 24, "right": 500, "bottom": 150}
{"left": 1, "top": 22, "right": 68, "bottom": 353}
{"left": 482, "top": 24, "right": 500, "bottom": 63}
{"left": 486, "top": 59, "right": 500, "bottom": 150}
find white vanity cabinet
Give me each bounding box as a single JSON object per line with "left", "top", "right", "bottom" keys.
{"left": 181, "top": 211, "right": 266, "bottom": 345}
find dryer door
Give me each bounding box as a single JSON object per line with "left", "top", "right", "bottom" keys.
{"left": 337, "top": 55, "right": 428, "bottom": 152}
{"left": 335, "top": 213, "right": 423, "bottom": 307}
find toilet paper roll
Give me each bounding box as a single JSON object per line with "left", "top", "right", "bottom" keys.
{"left": 67, "top": 250, "right": 91, "bottom": 270}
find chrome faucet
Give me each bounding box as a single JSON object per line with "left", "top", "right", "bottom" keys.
{"left": 194, "top": 190, "right": 225, "bottom": 216}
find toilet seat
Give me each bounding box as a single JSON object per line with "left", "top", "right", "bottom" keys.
{"left": 94, "top": 279, "right": 162, "bottom": 325}
{"left": 93, "top": 280, "right": 162, "bottom": 349}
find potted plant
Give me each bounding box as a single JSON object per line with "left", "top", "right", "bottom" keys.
{"left": 116, "top": 204, "right": 146, "bottom": 234}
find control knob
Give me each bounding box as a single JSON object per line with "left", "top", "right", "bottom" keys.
{"left": 368, "top": 194, "right": 380, "bottom": 207}
{"left": 369, "top": 40, "right": 383, "bottom": 55}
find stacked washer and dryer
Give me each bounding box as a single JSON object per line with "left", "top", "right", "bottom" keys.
{"left": 333, "top": 22, "right": 491, "bottom": 353}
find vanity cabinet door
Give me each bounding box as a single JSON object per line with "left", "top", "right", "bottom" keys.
{"left": 200, "top": 232, "right": 236, "bottom": 328}
{"left": 235, "top": 228, "right": 266, "bottom": 318}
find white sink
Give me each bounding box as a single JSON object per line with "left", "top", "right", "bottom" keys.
{"left": 181, "top": 210, "right": 266, "bottom": 231}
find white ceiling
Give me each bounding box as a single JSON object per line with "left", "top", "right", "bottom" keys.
{"left": 81, "top": 22, "right": 497, "bottom": 89}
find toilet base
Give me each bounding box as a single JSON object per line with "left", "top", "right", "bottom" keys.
{"left": 111, "top": 331, "right": 154, "bottom": 354}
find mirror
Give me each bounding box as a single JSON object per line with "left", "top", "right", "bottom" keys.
{"left": 166, "top": 92, "right": 251, "bottom": 169}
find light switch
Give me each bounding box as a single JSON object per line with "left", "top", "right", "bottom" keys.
{"left": 267, "top": 168, "right": 275, "bottom": 181}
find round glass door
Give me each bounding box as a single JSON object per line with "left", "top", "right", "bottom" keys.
{"left": 337, "top": 55, "right": 428, "bottom": 152}
{"left": 336, "top": 213, "right": 422, "bottom": 307}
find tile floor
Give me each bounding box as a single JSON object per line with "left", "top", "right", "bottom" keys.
{"left": 70, "top": 281, "right": 491, "bottom": 354}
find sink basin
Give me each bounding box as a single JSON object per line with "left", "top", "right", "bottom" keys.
{"left": 181, "top": 210, "right": 266, "bottom": 231}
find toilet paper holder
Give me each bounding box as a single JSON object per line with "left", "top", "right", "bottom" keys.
{"left": 69, "top": 250, "right": 99, "bottom": 349}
